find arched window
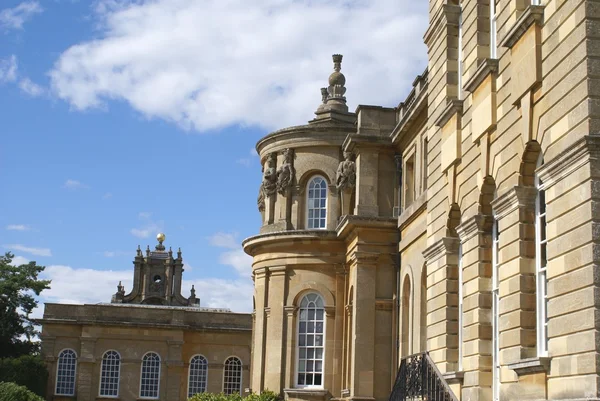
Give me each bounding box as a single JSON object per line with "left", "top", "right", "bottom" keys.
{"left": 55, "top": 349, "right": 77, "bottom": 396}
{"left": 297, "top": 293, "right": 325, "bottom": 388}
{"left": 307, "top": 176, "right": 327, "bottom": 229}
{"left": 188, "top": 355, "right": 208, "bottom": 397}
{"left": 223, "top": 356, "right": 242, "bottom": 395}
{"left": 535, "top": 156, "right": 548, "bottom": 356}
{"left": 99, "top": 350, "right": 121, "bottom": 397}
{"left": 140, "top": 352, "right": 161, "bottom": 399}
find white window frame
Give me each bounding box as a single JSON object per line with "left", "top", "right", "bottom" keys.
{"left": 531, "top": 0, "right": 542, "bottom": 5}
{"left": 295, "top": 292, "right": 326, "bottom": 389}
{"left": 188, "top": 354, "right": 208, "bottom": 397}
{"left": 99, "top": 350, "right": 121, "bottom": 398}
{"left": 535, "top": 156, "right": 548, "bottom": 357}
{"left": 492, "top": 220, "right": 500, "bottom": 401}
{"left": 490, "top": 0, "right": 497, "bottom": 58}
{"left": 139, "top": 352, "right": 161, "bottom": 399}
{"left": 55, "top": 348, "right": 77, "bottom": 396}
{"left": 457, "top": 5, "right": 463, "bottom": 100}
{"left": 458, "top": 243, "right": 463, "bottom": 371}
{"left": 222, "top": 356, "right": 243, "bottom": 395}
{"left": 306, "top": 176, "right": 328, "bottom": 230}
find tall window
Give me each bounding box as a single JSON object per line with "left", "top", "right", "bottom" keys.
{"left": 492, "top": 221, "right": 500, "bottom": 401}
{"left": 188, "top": 355, "right": 208, "bottom": 397}
{"left": 535, "top": 158, "right": 548, "bottom": 356}
{"left": 297, "top": 293, "right": 325, "bottom": 388}
{"left": 307, "top": 176, "right": 327, "bottom": 229}
{"left": 404, "top": 154, "right": 416, "bottom": 208}
{"left": 55, "top": 349, "right": 77, "bottom": 396}
{"left": 140, "top": 352, "right": 161, "bottom": 399}
{"left": 457, "top": 5, "right": 463, "bottom": 100}
{"left": 458, "top": 243, "right": 463, "bottom": 371}
{"left": 490, "top": 0, "right": 497, "bottom": 58}
{"left": 99, "top": 350, "right": 120, "bottom": 397}
{"left": 223, "top": 357, "right": 242, "bottom": 395}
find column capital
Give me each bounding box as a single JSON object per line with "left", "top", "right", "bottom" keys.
{"left": 349, "top": 251, "right": 379, "bottom": 266}
{"left": 491, "top": 186, "right": 537, "bottom": 220}
{"left": 268, "top": 266, "right": 287, "bottom": 277}
{"left": 284, "top": 306, "right": 298, "bottom": 316}
{"left": 456, "top": 214, "right": 493, "bottom": 243}
{"left": 423, "top": 237, "right": 460, "bottom": 262}
{"left": 254, "top": 267, "right": 268, "bottom": 279}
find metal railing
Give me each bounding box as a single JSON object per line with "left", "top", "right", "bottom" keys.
{"left": 389, "top": 352, "right": 458, "bottom": 401}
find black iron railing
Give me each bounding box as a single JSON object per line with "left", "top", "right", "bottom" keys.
{"left": 389, "top": 352, "right": 458, "bottom": 401}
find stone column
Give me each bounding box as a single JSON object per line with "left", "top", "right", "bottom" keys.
{"left": 332, "top": 266, "right": 347, "bottom": 396}
{"left": 456, "top": 215, "right": 494, "bottom": 401}
{"left": 41, "top": 335, "right": 56, "bottom": 397}
{"left": 491, "top": 186, "right": 537, "bottom": 395}
{"left": 77, "top": 337, "right": 97, "bottom": 401}
{"left": 251, "top": 268, "right": 268, "bottom": 392}
{"left": 422, "top": 237, "right": 460, "bottom": 374}
{"left": 264, "top": 266, "right": 287, "bottom": 391}
{"left": 166, "top": 340, "right": 184, "bottom": 400}
{"left": 355, "top": 150, "right": 379, "bottom": 217}
{"left": 350, "top": 252, "right": 378, "bottom": 401}
{"left": 283, "top": 306, "right": 297, "bottom": 389}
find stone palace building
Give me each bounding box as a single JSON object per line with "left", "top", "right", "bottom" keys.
{"left": 41, "top": 0, "right": 600, "bottom": 400}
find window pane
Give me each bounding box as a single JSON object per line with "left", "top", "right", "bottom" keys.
{"left": 297, "top": 293, "right": 325, "bottom": 388}
{"left": 223, "top": 357, "right": 242, "bottom": 395}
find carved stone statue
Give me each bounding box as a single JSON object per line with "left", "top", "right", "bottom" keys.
{"left": 257, "top": 182, "right": 265, "bottom": 212}
{"left": 336, "top": 151, "right": 356, "bottom": 191}
{"left": 261, "top": 153, "right": 277, "bottom": 198}
{"left": 276, "top": 148, "right": 295, "bottom": 195}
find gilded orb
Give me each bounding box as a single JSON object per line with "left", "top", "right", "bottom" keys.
{"left": 156, "top": 232, "right": 166, "bottom": 243}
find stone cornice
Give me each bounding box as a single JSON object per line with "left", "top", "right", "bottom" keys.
{"left": 342, "top": 133, "right": 394, "bottom": 153}
{"left": 423, "top": 237, "right": 460, "bottom": 262}
{"left": 507, "top": 357, "right": 550, "bottom": 375}
{"left": 424, "top": 4, "right": 461, "bottom": 46}
{"left": 375, "top": 299, "right": 394, "bottom": 311}
{"left": 456, "top": 214, "right": 493, "bottom": 243}
{"left": 348, "top": 251, "right": 380, "bottom": 266}
{"left": 500, "top": 5, "right": 545, "bottom": 49}
{"left": 434, "top": 99, "right": 463, "bottom": 128}
{"left": 464, "top": 58, "right": 499, "bottom": 93}
{"left": 491, "top": 186, "right": 537, "bottom": 220}
{"left": 537, "top": 135, "right": 600, "bottom": 189}
{"left": 336, "top": 214, "right": 398, "bottom": 240}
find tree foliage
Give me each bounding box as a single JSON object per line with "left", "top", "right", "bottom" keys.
{"left": 0, "top": 382, "right": 45, "bottom": 401}
{"left": 0, "top": 253, "right": 50, "bottom": 358}
{"left": 0, "top": 356, "right": 48, "bottom": 397}
{"left": 189, "top": 390, "right": 281, "bottom": 401}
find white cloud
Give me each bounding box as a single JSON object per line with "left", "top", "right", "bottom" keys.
{"left": 208, "top": 232, "right": 239, "bottom": 249}
{"left": 183, "top": 277, "right": 253, "bottom": 313}
{"left": 34, "top": 264, "right": 252, "bottom": 313}
{"left": 103, "top": 250, "right": 130, "bottom": 257}
{"left": 4, "top": 244, "right": 51, "bottom": 257}
{"left": 49, "top": 0, "right": 428, "bottom": 132}
{"left": 138, "top": 211, "right": 152, "bottom": 219}
{"left": 62, "top": 179, "right": 89, "bottom": 189}
{"left": 208, "top": 232, "right": 252, "bottom": 276}
{"left": 0, "top": 55, "right": 17, "bottom": 83}
{"left": 131, "top": 212, "right": 162, "bottom": 239}
{"left": 0, "top": 1, "right": 43, "bottom": 31}
{"left": 102, "top": 192, "right": 113, "bottom": 199}
{"left": 18, "top": 77, "right": 44, "bottom": 97}
{"left": 6, "top": 224, "right": 31, "bottom": 231}
{"left": 9, "top": 255, "right": 30, "bottom": 266}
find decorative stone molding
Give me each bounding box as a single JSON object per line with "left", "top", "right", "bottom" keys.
{"left": 423, "top": 237, "right": 460, "bottom": 262}
{"left": 464, "top": 58, "right": 499, "bottom": 93}
{"left": 375, "top": 299, "right": 393, "bottom": 311}
{"left": 442, "top": 370, "right": 464, "bottom": 385}
{"left": 284, "top": 388, "right": 329, "bottom": 401}
{"left": 537, "top": 135, "right": 600, "bottom": 190}
{"left": 398, "top": 192, "right": 427, "bottom": 230}
{"left": 434, "top": 99, "right": 464, "bottom": 128}
{"left": 268, "top": 266, "right": 287, "bottom": 277}
{"left": 456, "top": 214, "right": 493, "bottom": 243}
{"left": 348, "top": 251, "right": 380, "bottom": 267}
{"left": 500, "top": 5, "right": 545, "bottom": 49}
{"left": 424, "top": 4, "right": 461, "bottom": 47}
{"left": 507, "top": 356, "right": 550, "bottom": 375}
{"left": 491, "top": 186, "right": 537, "bottom": 220}
{"left": 284, "top": 306, "right": 298, "bottom": 316}
{"left": 264, "top": 307, "right": 271, "bottom": 319}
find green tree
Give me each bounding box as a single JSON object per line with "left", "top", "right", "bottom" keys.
{"left": 0, "top": 252, "right": 50, "bottom": 358}
{"left": 0, "top": 381, "right": 45, "bottom": 401}
{"left": 0, "top": 356, "right": 48, "bottom": 397}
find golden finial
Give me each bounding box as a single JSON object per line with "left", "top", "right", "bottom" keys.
{"left": 157, "top": 233, "right": 166, "bottom": 244}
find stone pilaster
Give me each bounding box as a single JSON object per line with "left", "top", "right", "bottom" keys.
{"left": 423, "top": 237, "right": 460, "bottom": 374}
{"left": 491, "top": 186, "right": 537, "bottom": 394}
{"left": 538, "top": 136, "right": 600, "bottom": 399}
{"left": 166, "top": 340, "right": 184, "bottom": 400}
{"left": 283, "top": 306, "right": 298, "bottom": 389}
{"left": 456, "top": 215, "right": 494, "bottom": 401}
{"left": 264, "top": 266, "right": 287, "bottom": 391}
{"left": 251, "top": 267, "right": 268, "bottom": 392}
{"left": 332, "top": 266, "right": 347, "bottom": 397}
{"left": 77, "top": 337, "right": 97, "bottom": 401}
{"left": 355, "top": 151, "right": 379, "bottom": 217}
{"left": 350, "top": 252, "right": 378, "bottom": 401}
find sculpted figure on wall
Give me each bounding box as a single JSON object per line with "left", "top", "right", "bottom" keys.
{"left": 262, "top": 153, "right": 278, "bottom": 196}
{"left": 336, "top": 151, "right": 356, "bottom": 192}
{"left": 276, "top": 148, "right": 295, "bottom": 195}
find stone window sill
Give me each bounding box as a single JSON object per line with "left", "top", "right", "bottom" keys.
{"left": 507, "top": 356, "right": 550, "bottom": 375}
{"left": 434, "top": 99, "right": 463, "bottom": 128}
{"left": 442, "top": 370, "right": 464, "bottom": 384}
{"left": 398, "top": 192, "right": 427, "bottom": 230}
{"left": 500, "top": 5, "right": 545, "bottom": 48}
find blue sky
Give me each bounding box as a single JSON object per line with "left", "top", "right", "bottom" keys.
{"left": 0, "top": 0, "right": 428, "bottom": 313}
